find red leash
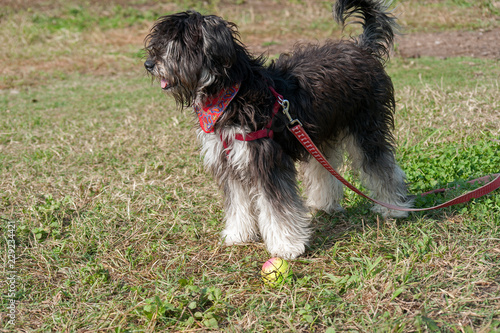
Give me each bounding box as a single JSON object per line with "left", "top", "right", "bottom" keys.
{"left": 271, "top": 88, "right": 500, "bottom": 212}
{"left": 290, "top": 124, "right": 500, "bottom": 212}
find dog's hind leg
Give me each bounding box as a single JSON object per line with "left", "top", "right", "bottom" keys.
{"left": 302, "top": 143, "right": 346, "bottom": 214}
{"left": 344, "top": 134, "right": 412, "bottom": 218}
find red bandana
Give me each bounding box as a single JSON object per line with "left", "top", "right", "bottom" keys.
{"left": 193, "top": 83, "right": 241, "bottom": 133}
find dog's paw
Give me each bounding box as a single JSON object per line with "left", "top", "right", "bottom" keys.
{"left": 371, "top": 204, "right": 409, "bottom": 219}
{"left": 309, "top": 202, "right": 346, "bottom": 215}
{"left": 267, "top": 242, "right": 306, "bottom": 260}
{"left": 221, "top": 229, "right": 257, "bottom": 245}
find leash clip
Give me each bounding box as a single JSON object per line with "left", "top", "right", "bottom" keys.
{"left": 279, "top": 98, "right": 302, "bottom": 127}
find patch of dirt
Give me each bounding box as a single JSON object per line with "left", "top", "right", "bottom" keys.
{"left": 397, "top": 28, "right": 500, "bottom": 60}
{"left": 247, "top": 28, "right": 500, "bottom": 60}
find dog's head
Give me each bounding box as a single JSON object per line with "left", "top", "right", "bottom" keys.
{"left": 144, "top": 11, "right": 245, "bottom": 107}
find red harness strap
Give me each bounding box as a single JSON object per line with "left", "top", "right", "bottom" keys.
{"left": 222, "top": 86, "right": 282, "bottom": 149}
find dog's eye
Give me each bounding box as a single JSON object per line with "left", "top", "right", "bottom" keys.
{"left": 146, "top": 46, "right": 156, "bottom": 55}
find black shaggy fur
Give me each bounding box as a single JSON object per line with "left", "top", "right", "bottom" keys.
{"left": 144, "top": 0, "right": 412, "bottom": 259}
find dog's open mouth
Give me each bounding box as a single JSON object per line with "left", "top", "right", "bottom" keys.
{"left": 161, "top": 78, "right": 171, "bottom": 90}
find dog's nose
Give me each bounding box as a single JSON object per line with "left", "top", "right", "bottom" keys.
{"left": 144, "top": 60, "right": 155, "bottom": 71}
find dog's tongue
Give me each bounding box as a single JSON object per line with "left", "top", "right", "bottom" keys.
{"left": 161, "top": 79, "right": 169, "bottom": 89}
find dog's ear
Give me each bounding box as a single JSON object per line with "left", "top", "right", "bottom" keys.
{"left": 201, "top": 16, "right": 237, "bottom": 70}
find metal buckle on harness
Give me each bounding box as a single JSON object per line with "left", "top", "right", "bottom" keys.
{"left": 278, "top": 97, "right": 302, "bottom": 127}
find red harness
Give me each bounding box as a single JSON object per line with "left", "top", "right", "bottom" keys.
{"left": 231, "top": 86, "right": 282, "bottom": 142}
{"left": 223, "top": 86, "right": 283, "bottom": 149}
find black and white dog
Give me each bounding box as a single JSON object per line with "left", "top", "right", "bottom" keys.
{"left": 144, "top": 0, "right": 412, "bottom": 259}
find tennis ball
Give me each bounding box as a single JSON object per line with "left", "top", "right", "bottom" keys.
{"left": 261, "top": 257, "right": 292, "bottom": 287}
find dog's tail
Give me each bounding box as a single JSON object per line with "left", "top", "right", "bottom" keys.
{"left": 333, "top": 0, "right": 399, "bottom": 62}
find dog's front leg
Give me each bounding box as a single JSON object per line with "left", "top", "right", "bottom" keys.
{"left": 199, "top": 130, "right": 260, "bottom": 245}
{"left": 220, "top": 177, "right": 260, "bottom": 245}
{"left": 253, "top": 144, "right": 312, "bottom": 260}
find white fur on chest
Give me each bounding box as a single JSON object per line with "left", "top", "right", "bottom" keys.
{"left": 197, "top": 128, "right": 252, "bottom": 174}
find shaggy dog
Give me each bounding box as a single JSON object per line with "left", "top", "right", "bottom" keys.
{"left": 144, "top": 0, "right": 412, "bottom": 259}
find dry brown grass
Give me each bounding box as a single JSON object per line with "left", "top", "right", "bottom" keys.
{"left": 396, "top": 81, "right": 500, "bottom": 147}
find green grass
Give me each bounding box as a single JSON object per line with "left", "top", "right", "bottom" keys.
{"left": 1, "top": 1, "right": 500, "bottom": 332}
{"left": 27, "top": 6, "right": 156, "bottom": 32}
